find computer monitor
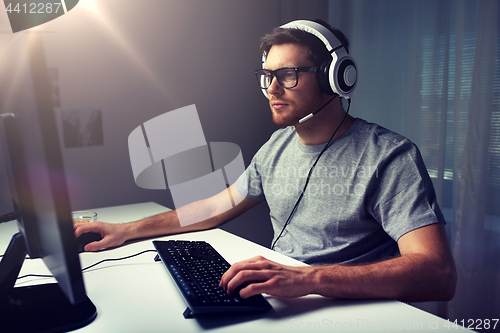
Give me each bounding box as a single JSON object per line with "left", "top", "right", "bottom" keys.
{"left": 0, "top": 34, "right": 97, "bottom": 332}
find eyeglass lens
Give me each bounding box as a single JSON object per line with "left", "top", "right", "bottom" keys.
{"left": 258, "top": 68, "right": 298, "bottom": 89}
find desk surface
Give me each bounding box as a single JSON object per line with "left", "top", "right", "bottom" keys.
{"left": 0, "top": 202, "right": 463, "bottom": 332}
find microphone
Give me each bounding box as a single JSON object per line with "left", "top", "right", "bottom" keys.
{"left": 298, "top": 95, "right": 338, "bottom": 123}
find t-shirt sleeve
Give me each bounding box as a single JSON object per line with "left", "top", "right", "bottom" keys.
{"left": 235, "top": 153, "right": 266, "bottom": 201}
{"left": 367, "top": 141, "right": 445, "bottom": 241}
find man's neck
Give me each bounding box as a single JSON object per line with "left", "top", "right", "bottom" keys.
{"left": 294, "top": 103, "right": 355, "bottom": 146}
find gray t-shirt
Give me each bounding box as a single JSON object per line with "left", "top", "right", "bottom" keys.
{"left": 236, "top": 118, "right": 444, "bottom": 265}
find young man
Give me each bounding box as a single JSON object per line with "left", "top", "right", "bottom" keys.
{"left": 75, "top": 20, "right": 456, "bottom": 302}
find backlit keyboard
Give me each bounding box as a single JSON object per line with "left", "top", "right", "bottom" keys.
{"left": 153, "top": 240, "right": 272, "bottom": 317}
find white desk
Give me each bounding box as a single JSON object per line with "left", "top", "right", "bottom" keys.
{"left": 0, "top": 202, "right": 464, "bottom": 332}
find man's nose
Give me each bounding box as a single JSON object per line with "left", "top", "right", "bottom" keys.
{"left": 267, "top": 76, "right": 284, "bottom": 95}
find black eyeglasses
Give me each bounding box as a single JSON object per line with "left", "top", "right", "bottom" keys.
{"left": 255, "top": 66, "right": 317, "bottom": 89}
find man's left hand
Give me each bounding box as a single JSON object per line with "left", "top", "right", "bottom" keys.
{"left": 219, "top": 255, "right": 315, "bottom": 298}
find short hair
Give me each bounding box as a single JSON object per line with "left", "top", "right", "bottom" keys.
{"left": 259, "top": 19, "right": 350, "bottom": 67}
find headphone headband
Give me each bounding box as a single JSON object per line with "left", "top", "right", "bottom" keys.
{"left": 280, "top": 20, "right": 343, "bottom": 53}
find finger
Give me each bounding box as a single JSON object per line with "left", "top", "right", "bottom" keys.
{"left": 238, "top": 280, "right": 270, "bottom": 299}
{"left": 74, "top": 221, "right": 102, "bottom": 238}
{"left": 219, "top": 263, "right": 239, "bottom": 290}
{"left": 75, "top": 223, "right": 90, "bottom": 238}
{"left": 220, "top": 260, "right": 261, "bottom": 290}
{"left": 74, "top": 221, "right": 89, "bottom": 229}
{"left": 83, "top": 237, "right": 111, "bottom": 252}
{"left": 219, "top": 257, "right": 275, "bottom": 291}
{"left": 220, "top": 256, "right": 271, "bottom": 280}
{"left": 225, "top": 270, "right": 272, "bottom": 296}
{"left": 73, "top": 220, "right": 99, "bottom": 228}
{"left": 73, "top": 222, "right": 84, "bottom": 229}
{"left": 83, "top": 241, "right": 104, "bottom": 252}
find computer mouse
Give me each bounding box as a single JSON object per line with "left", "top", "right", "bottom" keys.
{"left": 76, "top": 232, "right": 102, "bottom": 253}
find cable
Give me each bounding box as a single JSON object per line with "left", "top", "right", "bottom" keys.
{"left": 271, "top": 99, "right": 352, "bottom": 250}
{"left": 0, "top": 211, "right": 20, "bottom": 224}
{"left": 0, "top": 254, "right": 31, "bottom": 259}
{"left": 81, "top": 249, "right": 157, "bottom": 272}
{"left": 17, "top": 273, "right": 53, "bottom": 280}
{"left": 14, "top": 249, "right": 158, "bottom": 280}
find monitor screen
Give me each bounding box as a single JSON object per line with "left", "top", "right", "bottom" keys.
{"left": 0, "top": 33, "right": 96, "bottom": 332}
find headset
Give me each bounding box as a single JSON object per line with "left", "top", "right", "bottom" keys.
{"left": 260, "top": 20, "right": 357, "bottom": 100}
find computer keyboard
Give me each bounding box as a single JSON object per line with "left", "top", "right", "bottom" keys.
{"left": 153, "top": 240, "right": 272, "bottom": 317}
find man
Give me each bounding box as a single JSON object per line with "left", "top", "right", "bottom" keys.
{"left": 75, "top": 20, "right": 456, "bottom": 302}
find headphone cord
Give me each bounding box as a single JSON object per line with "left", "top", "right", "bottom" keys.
{"left": 271, "top": 98, "right": 351, "bottom": 250}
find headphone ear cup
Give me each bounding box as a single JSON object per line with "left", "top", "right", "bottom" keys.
{"left": 317, "top": 60, "right": 335, "bottom": 95}
{"left": 331, "top": 56, "right": 357, "bottom": 97}
{"left": 260, "top": 54, "right": 270, "bottom": 99}
{"left": 261, "top": 88, "right": 269, "bottom": 99}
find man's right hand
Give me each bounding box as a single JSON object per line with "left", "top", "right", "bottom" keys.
{"left": 74, "top": 221, "right": 129, "bottom": 252}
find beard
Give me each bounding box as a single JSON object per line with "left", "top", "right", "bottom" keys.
{"left": 269, "top": 94, "right": 325, "bottom": 127}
